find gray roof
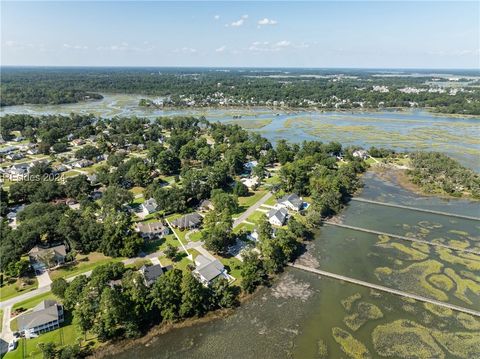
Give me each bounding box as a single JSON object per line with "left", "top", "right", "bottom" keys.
{"left": 142, "top": 198, "right": 158, "bottom": 213}
{"left": 139, "top": 264, "right": 164, "bottom": 282}
{"left": 29, "top": 244, "right": 67, "bottom": 259}
{"left": 172, "top": 212, "right": 203, "bottom": 228}
{"left": 278, "top": 193, "right": 303, "bottom": 208}
{"left": 194, "top": 255, "right": 225, "bottom": 283}
{"left": 268, "top": 207, "right": 288, "bottom": 224}
{"left": 17, "top": 300, "right": 61, "bottom": 331}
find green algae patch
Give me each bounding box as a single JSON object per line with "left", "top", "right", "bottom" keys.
{"left": 460, "top": 270, "right": 480, "bottom": 283}
{"left": 444, "top": 268, "right": 480, "bottom": 305}
{"left": 447, "top": 239, "right": 470, "bottom": 249}
{"left": 449, "top": 229, "right": 469, "bottom": 236}
{"left": 423, "top": 302, "right": 453, "bottom": 317}
{"left": 377, "top": 236, "right": 428, "bottom": 261}
{"left": 411, "top": 242, "right": 430, "bottom": 254}
{"left": 343, "top": 302, "right": 383, "bottom": 331}
{"left": 377, "top": 234, "right": 390, "bottom": 244}
{"left": 375, "top": 260, "right": 448, "bottom": 301}
{"left": 341, "top": 293, "right": 362, "bottom": 311}
{"left": 428, "top": 274, "right": 454, "bottom": 292}
{"left": 432, "top": 331, "right": 480, "bottom": 358}
{"left": 436, "top": 248, "right": 480, "bottom": 271}
{"left": 372, "top": 320, "right": 445, "bottom": 359}
{"left": 225, "top": 118, "right": 273, "bottom": 129}
{"left": 456, "top": 313, "right": 480, "bottom": 330}
{"left": 332, "top": 327, "right": 371, "bottom": 359}
{"left": 317, "top": 339, "right": 328, "bottom": 358}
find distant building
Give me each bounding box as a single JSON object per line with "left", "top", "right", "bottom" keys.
{"left": 141, "top": 198, "right": 158, "bottom": 216}
{"left": 241, "top": 176, "right": 259, "bottom": 189}
{"left": 193, "top": 255, "right": 229, "bottom": 286}
{"left": 17, "top": 300, "right": 64, "bottom": 335}
{"left": 247, "top": 229, "right": 259, "bottom": 242}
{"left": 135, "top": 221, "right": 169, "bottom": 239}
{"left": 139, "top": 264, "right": 164, "bottom": 286}
{"left": 198, "top": 199, "right": 214, "bottom": 212}
{"left": 267, "top": 207, "right": 288, "bottom": 226}
{"left": 171, "top": 213, "right": 203, "bottom": 230}
{"left": 276, "top": 193, "right": 305, "bottom": 212}
{"left": 352, "top": 149, "right": 368, "bottom": 160}
{"left": 244, "top": 160, "right": 258, "bottom": 172}
{"left": 28, "top": 244, "right": 67, "bottom": 270}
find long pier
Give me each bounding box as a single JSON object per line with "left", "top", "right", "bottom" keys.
{"left": 289, "top": 263, "right": 480, "bottom": 317}
{"left": 350, "top": 198, "right": 480, "bottom": 221}
{"left": 324, "top": 222, "right": 480, "bottom": 256}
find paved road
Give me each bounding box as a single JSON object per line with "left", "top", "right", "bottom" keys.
{"left": 233, "top": 192, "right": 273, "bottom": 228}
{"left": 290, "top": 263, "right": 480, "bottom": 318}
{"left": 351, "top": 197, "right": 480, "bottom": 221}
{"left": 324, "top": 221, "right": 480, "bottom": 255}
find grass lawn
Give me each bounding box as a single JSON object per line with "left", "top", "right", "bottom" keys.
{"left": 246, "top": 210, "right": 267, "bottom": 224}
{"left": 12, "top": 292, "right": 57, "bottom": 312}
{"left": 5, "top": 313, "right": 98, "bottom": 359}
{"left": 129, "top": 186, "right": 145, "bottom": 195}
{"left": 233, "top": 222, "right": 256, "bottom": 234}
{"left": 218, "top": 256, "right": 243, "bottom": 285}
{"left": 263, "top": 195, "right": 278, "bottom": 206}
{"left": 236, "top": 190, "right": 267, "bottom": 214}
{"left": 49, "top": 253, "right": 124, "bottom": 280}
{"left": 0, "top": 309, "right": 3, "bottom": 332}
{"left": 0, "top": 278, "right": 39, "bottom": 301}
{"left": 188, "top": 230, "right": 203, "bottom": 242}
{"left": 62, "top": 170, "right": 79, "bottom": 178}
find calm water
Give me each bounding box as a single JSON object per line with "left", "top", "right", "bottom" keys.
{"left": 111, "top": 173, "right": 480, "bottom": 359}
{"left": 1, "top": 94, "right": 479, "bottom": 170}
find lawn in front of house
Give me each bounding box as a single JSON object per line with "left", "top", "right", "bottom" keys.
{"left": 49, "top": 253, "right": 124, "bottom": 280}
{"left": 0, "top": 277, "right": 38, "bottom": 301}
{"left": 246, "top": 210, "right": 267, "bottom": 225}
{"left": 236, "top": 190, "right": 267, "bottom": 214}
{"left": 12, "top": 292, "right": 58, "bottom": 312}
{"left": 218, "top": 256, "right": 243, "bottom": 285}
{"left": 4, "top": 312, "right": 98, "bottom": 359}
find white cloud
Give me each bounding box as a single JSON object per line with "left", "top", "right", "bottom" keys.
{"left": 63, "top": 43, "right": 88, "bottom": 50}
{"left": 97, "top": 42, "right": 154, "bottom": 52}
{"left": 227, "top": 14, "right": 249, "bottom": 27}
{"left": 215, "top": 45, "right": 226, "bottom": 52}
{"left": 173, "top": 47, "right": 197, "bottom": 54}
{"left": 214, "top": 15, "right": 220, "bottom": 20}
{"left": 247, "top": 40, "right": 295, "bottom": 52}
{"left": 257, "top": 18, "right": 278, "bottom": 26}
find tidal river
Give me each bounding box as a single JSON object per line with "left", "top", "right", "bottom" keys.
{"left": 1, "top": 94, "right": 479, "bottom": 171}
{"left": 110, "top": 172, "right": 480, "bottom": 359}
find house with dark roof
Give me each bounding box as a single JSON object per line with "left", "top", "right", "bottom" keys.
{"left": 135, "top": 221, "right": 169, "bottom": 239}
{"left": 276, "top": 193, "right": 306, "bottom": 212}
{"left": 139, "top": 264, "right": 164, "bottom": 286}
{"left": 17, "top": 300, "right": 64, "bottom": 335}
{"left": 28, "top": 244, "right": 67, "bottom": 270}
{"left": 267, "top": 207, "right": 288, "bottom": 226}
{"left": 171, "top": 213, "right": 203, "bottom": 230}
{"left": 192, "top": 255, "right": 229, "bottom": 286}
{"left": 198, "top": 199, "right": 214, "bottom": 212}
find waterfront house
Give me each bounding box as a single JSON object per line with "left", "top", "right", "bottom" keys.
{"left": 276, "top": 193, "right": 305, "bottom": 212}
{"left": 267, "top": 207, "right": 288, "bottom": 226}
{"left": 17, "top": 300, "right": 64, "bottom": 335}
{"left": 193, "top": 255, "right": 229, "bottom": 286}
{"left": 139, "top": 264, "right": 164, "bottom": 286}
{"left": 171, "top": 212, "right": 203, "bottom": 230}
{"left": 352, "top": 149, "right": 368, "bottom": 160}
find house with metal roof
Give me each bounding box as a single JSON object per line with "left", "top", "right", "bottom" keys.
{"left": 276, "top": 193, "right": 306, "bottom": 212}
{"left": 17, "top": 300, "right": 64, "bottom": 335}
{"left": 267, "top": 207, "right": 288, "bottom": 226}
{"left": 141, "top": 198, "right": 158, "bottom": 216}
{"left": 139, "top": 264, "right": 164, "bottom": 286}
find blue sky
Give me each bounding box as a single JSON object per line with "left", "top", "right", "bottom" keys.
{"left": 1, "top": 1, "right": 479, "bottom": 68}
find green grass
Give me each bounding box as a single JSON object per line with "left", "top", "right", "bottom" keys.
{"left": 246, "top": 210, "right": 267, "bottom": 224}
{"left": 263, "top": 195, "right": 278, "bottom": 206}
{"left": 188, "top": 231, "right": 203, "bottom": 242}
{"left": 12, "top": 292, "right": 57, "bottom": 312}
{"left": 0, "top": 309, "right": 3, "bottom": 332}
{"left": 4, "top": 312, "right": 98, "bottom": 359}
{"left": 233, "top": 222, "right": 256, "bottom": 234}
{"left": 49, "top": 253, "right": 124, "bottom": 280}
{"left": 236, "top": 190, "right": 267, "bottom": 214}
{"left": 129, "top": 186, "right": 145, "bottom": 195}
{"left": 218, "top": 256, "right": 243, "bottom": 284}
{"left": 0, "top": 278, "right": 39, "bottom": 301}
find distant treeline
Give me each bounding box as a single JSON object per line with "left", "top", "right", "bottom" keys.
{"left": 1, "top": 68, "right": 480, "bottom": 114}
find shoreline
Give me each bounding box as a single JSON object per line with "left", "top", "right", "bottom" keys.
{"left": 88, "top": 291, "right": 258, "bottom": 358}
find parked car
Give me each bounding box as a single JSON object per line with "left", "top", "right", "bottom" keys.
{"left": 8, "top": 340, "right": 18, "bottom": 352}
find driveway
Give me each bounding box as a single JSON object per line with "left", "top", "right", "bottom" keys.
{"left": 233, "top": 191, "right": 273, "bottom": 228}
{"left": 36, "top": 271, "right": 52, "bottom": 288}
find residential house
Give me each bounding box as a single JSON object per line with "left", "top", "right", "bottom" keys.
{"left": 353, "top": 149, "right": 368, "bottom": 160}
{"left": 28, "top": 244, "right": 67, "bottom": 270}
{"left": 9, "top": 163, "right": 29, "bottom": 178}
{"left": 267, "top": 207, "right": 288, "bottom": 226}
{"left": 244, "top": 160, "right": 258, "bottom": 173}
{"left": 247, "top": 229, "right": 259, "bottom": 242}
{"left": 135, "top": 221, "right": 169, "bottom": 239}
{"left": 241, "top": 176, "right": 259, "bottom": 189}
{"left": 276, "top": 193, "right": 306, "bottom": 212}
{"left": 6, "top": 153, "right": 25, "bottom": 161}
{"left": 141, "top": 198, "right": 158, "bottom": 216}
{"left": 192, "top": 255, "right": 229, "bottom": 286}
{"left": 198, "top": 199, "right": 214, "bottom": 212}
{"left": 171, "top": 212, "right": 203, "bottom": 230}
{"left": 73, "top": 159, "right": 93, "bottom": 168}
{"left": 71, "top": 139, "right": 85, "bottom": 146}
{"left": 139, "top": 264, "right": 164, "bottom": 286}
{"left": 17, "top": 300, "right": 64, "bottom": 335}
{"left": 6, "top": 204, "right": 26, "bottom": 228}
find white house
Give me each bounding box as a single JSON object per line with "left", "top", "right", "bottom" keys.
{"left": 241, "top": 176, "right": 259, "bottom": 189}
{"left": 141, "top": 198, "right": 158, "bottom": 216}
{"left": 193, "top": 255, "right": 229, "bottom": 286}
{"left": 276, "top": 193, "right": 305, "bottom": 212}
{"left": 267, "top": 207, "right": 288, "bottom": 226}
{"left": 353, "top": 149, "right": 368, "bottom": 160}
{"left": 17, "top": 300, "right": 64, "bottom": 335}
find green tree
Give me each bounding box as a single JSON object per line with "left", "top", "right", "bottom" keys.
{"left": 179, "top": 272, "right": 207, "bottom": 318}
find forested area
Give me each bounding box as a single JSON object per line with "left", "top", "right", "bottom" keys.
{"left": 407, "top": 152, "right": 480, "bottom": 198}
{"left": 2, "top": 68, "right": 479, "bottom": 114}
